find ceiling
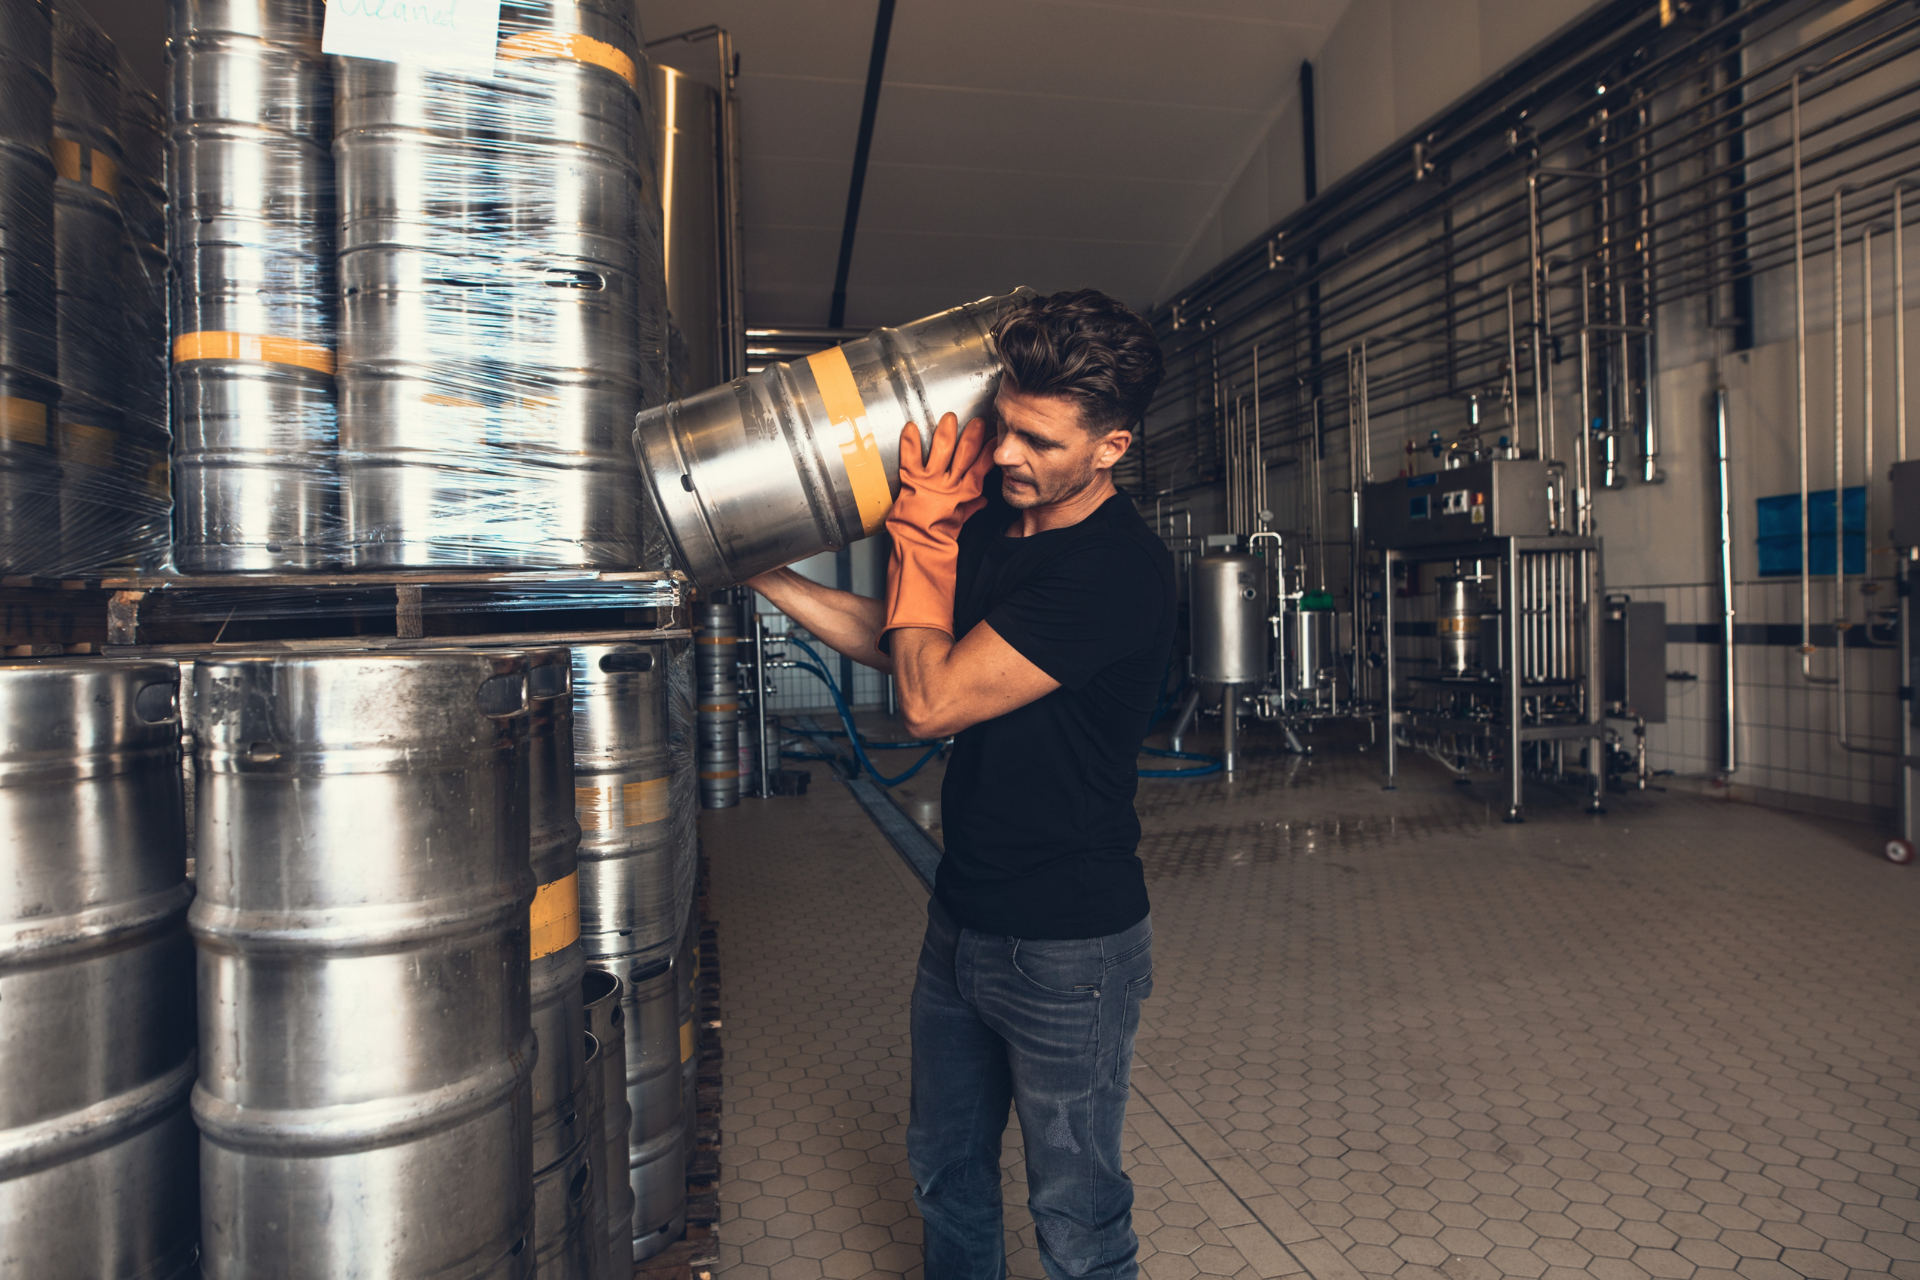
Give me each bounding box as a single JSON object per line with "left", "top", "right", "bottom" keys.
{"left": 638, "top": 0, "right": 1349, "bottom": 330}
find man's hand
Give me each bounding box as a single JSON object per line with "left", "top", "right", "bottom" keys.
{"left": 882, "top": 413, "right": 995, "bottom": 641}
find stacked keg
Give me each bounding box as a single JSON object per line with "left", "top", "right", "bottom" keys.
{"left": 0, "top": 0, "right": 62, "bottom": 573}
{"left": 52, "top": 7, "right": 168, "bottom": 572}
{"left": 583, "top": 968, "right": 634, "bottom": 1280}
{"left": 695, "top": 598, "right": 739, "bottom": 808}
{"left": 118, "top": 65, "right": 168, "bottom": 492}
{"left": 520, "top": 648, "right": 599, "bottom": 1280}
{"left": 570, "top": 642, "right": 689, "bottom": 1261}
{"left": 0, "top": 660, "right": 199, "bottom": 1279}
{"left": 332, "top": 0, "right": 665, "bottom": 569}
{"left": 169, "top": 0, "right": 339, "bottom": 572}
{"left": 189, "top": 652, "right": 538, "bottom": 1279}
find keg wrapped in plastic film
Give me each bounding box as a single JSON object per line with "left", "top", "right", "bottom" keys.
{"left": 169, "top": 0, "right": 340, "bottom": 573}
{"left": 0, "top": 0, "right": 63, "bottom": 573}
{"left": 43, "top": 4, "right": 171, "bottom": 575}
{"left": 332, "top": 0, "right": 668, "bottom": 570}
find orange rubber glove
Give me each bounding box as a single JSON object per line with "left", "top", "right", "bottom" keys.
{"left": 882, "top": 412, "right": 994, "bottom": 642}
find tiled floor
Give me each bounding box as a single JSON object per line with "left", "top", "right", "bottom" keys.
{"left": 702, "top": 719, "right": 1920, "bottom": 1280}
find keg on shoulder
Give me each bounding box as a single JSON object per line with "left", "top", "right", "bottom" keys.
{"left": 634, "top": 288, "right": 1033, "bottom": 589}
{"left": 189, "top": 651, "right": 537, "bottom": 1280}
{"left": 0, "top": 660, "right": 198, "bottom": 1280}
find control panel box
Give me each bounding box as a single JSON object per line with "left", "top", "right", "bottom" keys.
{"left": 1363, "top": 458, "right": 1552, "bottom": 550}
{"left": 1891, "top": 459, "right": 1920, "bottom": 547}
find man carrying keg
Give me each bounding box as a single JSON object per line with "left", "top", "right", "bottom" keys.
{"left": 747, "top": 289, "right": 1174, "bottom": 1280}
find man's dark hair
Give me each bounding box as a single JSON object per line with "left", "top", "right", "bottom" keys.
{"left": 991, "top": 289, "right": 1165, "bottom": 434}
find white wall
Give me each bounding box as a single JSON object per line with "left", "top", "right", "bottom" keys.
{"left": 1157, "top": 0, "right": 1604, "bottom": 305}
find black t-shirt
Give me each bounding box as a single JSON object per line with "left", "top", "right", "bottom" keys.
{"left": 934, "top": 479, "right": 1176, "bottom": 939}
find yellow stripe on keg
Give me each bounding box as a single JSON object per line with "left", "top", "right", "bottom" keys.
{"left": 529, "top": 870, "right": 581, "bottom": 959}
{"left": 173, "top": 331, "right": 336, "bottom": 376}
{"left": 679, "top": 1018, "right": 695, "bottom": 1064}
{"left": 806, "top": 346, "right": 892, "bottom": 537}
{"left": 89, "top": 150, "right": 118, "bottom": 197}
{"left": 0, "top": 397, "right": 48, "bottom": 447}
{"left": 50, "top": 136, "right": 82, "bottom": 182}
{"left": 624, "top": 777, "right": 669, "bottom": 825}
{"left": 699, "top": 769, "right": 738, "bottom": 781}
{"left": 60, "top": 420, "right": 116, "bottom": 469}
{"left": 497, "top": 31, "right": 637, "bottom": 88}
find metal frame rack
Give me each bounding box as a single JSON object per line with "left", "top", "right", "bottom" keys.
{"left": 1381, "top": 536, "right": 1606, "bottom": 821}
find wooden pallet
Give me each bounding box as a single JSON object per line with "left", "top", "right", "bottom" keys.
{"left": 0, "top": 567, "right": 688, "bottom": 655}
{"left": 633, "top": 855, "right": 723, "bottom": 1280}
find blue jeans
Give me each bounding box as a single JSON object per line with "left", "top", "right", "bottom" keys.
{"left": 908, "top": 900, "right": 1154, "bottom": 1280}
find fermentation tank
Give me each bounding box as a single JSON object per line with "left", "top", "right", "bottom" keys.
{"left": 0, "top": 659, "right": 198, "bottom": 1280}
{"left": 189, "top": 651, "right": 537, "bottom": 1280}
{"left": 1436, "top": 574, "right": 1491, "bottom": 677}
{"left": 635, "top": 288, "right": 1032, "bottom": 589}
{"left": 1191, "top": 550, "right": 1269, "bottom": 686}
{"left": 1287, "top": 605, "right": 1337, "bottom": 694}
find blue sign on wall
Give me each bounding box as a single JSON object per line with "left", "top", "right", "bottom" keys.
{"left": 1756, "top": 487, "right": 1865, "bottom": 576}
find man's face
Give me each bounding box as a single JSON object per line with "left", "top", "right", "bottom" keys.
{"left": 990, "top": 386, "right": 1131, "bottom": 510}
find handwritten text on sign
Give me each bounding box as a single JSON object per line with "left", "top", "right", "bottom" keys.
{"left": 321, "top": 0, "right": 503, "bottom": 75}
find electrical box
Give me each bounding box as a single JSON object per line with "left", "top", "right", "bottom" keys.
{"left": 1362, "top": 458, "right": 1552, "bottom": 550}
{"left": 1603, "top": 597, "right": 1666, "bottom": 723}
{"left": 1890, "top": 459, "right": 1920, "bottom": 547}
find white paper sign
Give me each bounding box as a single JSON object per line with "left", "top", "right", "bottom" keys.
{"left": 321, "top": 0, "right": 503, "bottom": 76}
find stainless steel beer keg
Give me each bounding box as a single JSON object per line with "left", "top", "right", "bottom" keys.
{"left": 694, "top": 600, "right": 738, "bottom": 809}
{"left": 0, "top": 659, "right": 198, "bottom": 1280}
{"left": 189, "top": 651, "right": 537, "bottom": 1280}
{"left": 583, "top": 968, "right": 635, "bottom": 1279}
{"left": 621, "top": 959, "right": 686, "bottom": 1262}
{"left": 676, "top": 905, "right": 700, "bottom": 1156}
{"left": 332, "top": 0, "right": 662, "bottom": 570}
{"left": 634, "top": 288, "right": 1032, "bottom": 590}
{"left": 579, "top": 1029, "right": 610, "bottom": 1280}
{"left": 519, "top": 648, "right": 597, "bottom": 1280}
{"left": 169, "top": 0, "right": 339, "bottom": 572}
{"left": 572, "top": 642, "right": 681, "bottom": 969}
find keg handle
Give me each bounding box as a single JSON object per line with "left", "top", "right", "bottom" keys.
{"left": 597, "top": 652, "right": 654, "bottom": 673}
{"left": 527, "top": 662, "right": 570, "bottom": 701}
{"left": 476, "top": 673, "right": 529, "bottom": 718}
{"left": 134, "top": 680, "right": 179, "bottom": 724}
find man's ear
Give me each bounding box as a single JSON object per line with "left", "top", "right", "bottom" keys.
{"left": 1097, "top": 430, "right": 1133, "bottom": 470}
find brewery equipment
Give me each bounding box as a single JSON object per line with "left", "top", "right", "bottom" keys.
{"left": 189, "top": 651, "right": 537, "bottom": 1279}
{"left": 1190, "top": 544, "right": 1270, "bottom": 776}
{"left": 696, "top": 598, "right": 738, "bottom": 808}
{"left": 635, "top": 288, "right": 1033, "bottom": 590}
{"left": 0, "top": 659, "right": 198, "bottom": 1279}
{"left": 169, "top": 0, "right": 340, "bottom": 571}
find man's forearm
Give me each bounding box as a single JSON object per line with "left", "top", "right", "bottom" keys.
{"left": 745, "top": 568, "right": 894, "bottom": 672}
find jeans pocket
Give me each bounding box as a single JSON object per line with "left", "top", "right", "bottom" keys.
{"left": 1009, "top": 937, "right": 1104, "bottom": 998}
{"left": 1114, "top": 971, "right": 1153, "bottom": 1087}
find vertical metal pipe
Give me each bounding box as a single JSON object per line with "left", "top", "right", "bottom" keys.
{"left": 1586, "top": 547, "right": 1606, "bottom": 812}
{"left": 1221, "top": 686, "right": 1238, "bottom": 778}
{"left": 1838, "top": 223, "right": 1898, "bottom": 759}
{"left": 1715, "top": 388, "right": 1738, "bottom": 775}
{"left": 1252, "top": 346, "right": 1265, "bottom": 529}
{"left": 1641, "top": 330, "right": 1660, "bottom": 483}
{"left": 753, "top": 607, "right": 770, "bottom": 799}
{"left": 1506, "top": 543, "right": 1524, "bottom": 822}
{"left": 1834, "top": 189, "right": 1847, "bottom": 631}
{"left": 1506, "top": 282, "right": 1523, "bottom": 453}
{"left": 1383, "top": 547, "right": 1397, "bottom": 789}
{"left": 1864, "top": 224, "right": 1874, "bottom": 601}
{"left": 1793, "top": 76, "right": 1834, "bottom": 684}
{"left": 1529, "top": 175, "right": 1550, "bottom": 460}
{"left": 1898, "top": 185, "right": 1908, "bottom": 463}
{"left": 1905, "top": 551, "right": 1916, "bottom": 844}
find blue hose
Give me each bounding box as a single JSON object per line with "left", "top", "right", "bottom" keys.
{"left": 781, "top": 637, "right": 947, "bottom": 786}
{"left": 1138, "top": 745, "right": 1223, "bottom": 778}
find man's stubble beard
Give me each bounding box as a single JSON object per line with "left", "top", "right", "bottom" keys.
{"left": 1000, "top": 456, "right": 1099, "bottom": 511}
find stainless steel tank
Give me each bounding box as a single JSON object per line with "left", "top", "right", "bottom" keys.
{"left": 653, "top": 63, "right": 724, "bottom": 399}
{"left": 169, "top": 0, "right": 340, "bottom": 572}
{"left": 1192, "top": 550, "right": 1270, "bottom": 685}
{"left": 622, "top": 958, "right": 686, "bottom": 1262}
{"left": 0, "top": 659, "right": 198, "bottom": 1280}
{"left": 520, "top": 648, "right": 598, "bottom": 1280}
{"left": 635, "top": 288, "right": 1033, "bottom": 590}
{"left": 1436, "top": 575, "right": 1491, "bottom": 677}
{"left": 1287, "top": 605, "right": 1338, "bottom": 694}
{"left": 583, "top": 967, "right": 634, "bottom": 1280}
{"left": 332, "top": 0, "right": 664, "bottom": 570}
{"left": 696, "top": 600, "right": 738, "bottom": 809}
{"left": 0, "top": 0, "right": 64, "bottom": 573}
{"left": 189, "top": 651, "right": 537, "bottom": 1280}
